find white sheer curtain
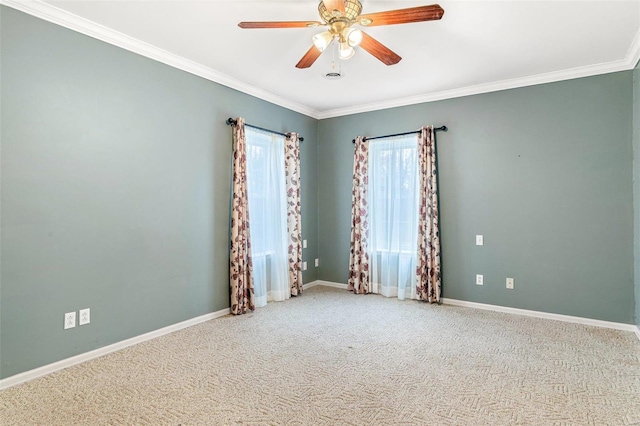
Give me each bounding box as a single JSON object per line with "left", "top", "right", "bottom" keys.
{"left": 368, "top": 134, "right": 420, "bottom": 300}
{"left": 245, "top": 127, "right": 290, "bottom": 307}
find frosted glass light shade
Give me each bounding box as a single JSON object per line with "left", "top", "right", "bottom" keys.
{"left": 312, "top": 31, "right": 334, "bottom": 52}
{"left": 346, "top": 28, "right": 363, "bottom": 47}
{"left": 338, "top": 41, "right": 355, "bottom": 60}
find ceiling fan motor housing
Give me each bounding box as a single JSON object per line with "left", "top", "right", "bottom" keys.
{"left": 318, "top": 0, "right": 362, "bottom": 24}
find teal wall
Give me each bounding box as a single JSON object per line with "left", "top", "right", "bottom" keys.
{"left": 634, "top": 61, "right": 640, "bottom": 327}
{"left": 318, "top": 72, "right": 634, "bottom": 324}
{"left": 1, "top": 4, "right": 638, "bottom": 381}
{"left": 0, "top": 7, "right": 318, "bottom": 379}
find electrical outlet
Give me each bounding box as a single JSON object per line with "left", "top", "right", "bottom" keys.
{"left": 315, "top": 258, "right": 319, "bottom": 267}
{"left": 476, "top": 274, "right": 484, "bottom": 285}
{"left": 476, "top": 235, "right": 484, "bottom": 246}
{"left": 64, "top": 312, "right": 76, "bottom": 329}
{"left": 506, "top": 278, "right": 514, "bottom": 289}
{"left": 303, "top": 239, "right": 307, "bottom": 249}
{"left": 79, "top": 308, "right": 90, "bottom": 325}
{"left": 302, "top": 261, "right": 307, "bottom": 271}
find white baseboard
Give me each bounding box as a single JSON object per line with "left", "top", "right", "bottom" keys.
{"left": 3, "top": 287, "right": 637, "bottom": 390}
{"left": 0, "top": 307, "right": 231, "bottom": 391}
{"left": 441, "top": 298, "right": 637, "bottom": 332}
{"left": 302, "top": 280, "right": 321, "bottom": 290}
{"left": 314, "top": 280, "right": 349, "bottom": 290}
{"left": 303, "top": 280, "right": 349, "bottom": 290}
{"left": 309, "top": 281, "right": 637, "bottom": 334}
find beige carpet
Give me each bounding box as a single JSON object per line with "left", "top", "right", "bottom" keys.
{"left": 1, "top": 285, "right": 640, "bottom": 425}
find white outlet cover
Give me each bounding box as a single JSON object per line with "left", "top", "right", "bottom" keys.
{"left": 302, "top": 261, "right": 308, "bottom": 271}
{"left": 303, "top": 239, "right": 307, "bottom": 249}
{"left": 79, "top": 308, "right": 90, "bottom": 325}
{"left": 506, "top": 278, "right": 515, "bottom": 289}
{"left": 476, "top": 235, "right": 484, "bottom": 246}
{"left": 476, "top": 274, "right": 484, "bottom": 285}
{"left": 64, "top": 312, "right": 76, "bottom": 329}
{"left": 315, "top": 258, "right": 319, "bottom": 267}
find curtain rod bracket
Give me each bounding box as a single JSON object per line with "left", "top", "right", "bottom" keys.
{"left": 225, "top": 117, "right": 304, "bottom": 142}
{"left": 351, "top": 126, "right": 447, "bottom": 143}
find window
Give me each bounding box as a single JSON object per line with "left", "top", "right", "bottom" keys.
{"left": 368, "top": 133, "right": 420, "bottom": 299}
{"left": 245, "top": 127, "right": 290, "bottom": 306}
{"left": 246, "top": 132, "right": 277, "bottom": 256}
{"left": 369, "top": 134, "right": 420, "bottom": 253}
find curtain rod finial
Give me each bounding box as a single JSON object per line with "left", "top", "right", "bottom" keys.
{"left": 285, "top": 132, "right": 304, "bottom": 142}
{"left": 226, "top": 118, "right": 237, "bottom": 126}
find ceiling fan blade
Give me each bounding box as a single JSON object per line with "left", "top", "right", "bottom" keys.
{"left": 360, "top": 32, "right": 401, "bottom": 66}
{"left": 296, "top": 45, "right": 323, "bottom": 69}
{"left": 359, "top": 4, "right": 444, "bottom": 27}
{"left": 238, "top": 21, "right": 322, "bottom": 29}
{"left": 322, "top": 0, "right": 345, "bottom": 15}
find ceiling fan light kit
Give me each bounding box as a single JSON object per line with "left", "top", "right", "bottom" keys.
{"left": 346, "top": 28, "right": 363, "bottom": 48}
{"left": 339, "top": 42, "right": 355, "bottom": 60}
{"left": 312, "top": 31, "right": 334, "bottom": 52}
{"left": 238, "top": 0, "right": 444, "bottom": 69}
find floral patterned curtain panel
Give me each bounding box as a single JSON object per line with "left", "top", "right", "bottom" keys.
{"left": 285, "top": 133, "right": 303, "bottom": 296}
{"left": 416, "top": 126, "right": 442, "bottom": 302}
{"left": 230, "top": 117, "right": 255, "bottom": 315}
{"left": 348, "top": 127, "right": 442, "bottom": 302}
{"left": 348, "top": 136, "right": 371, "bottom": 294}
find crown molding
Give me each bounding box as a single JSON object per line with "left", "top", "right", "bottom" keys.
{"left": 628, "top": 26, "right": 640, "bottom": 69}
{"left": 318, "top": 26, "right": 640, "bottom": 119}
{"left": 0, "top": 0, "right": 321, "bottom": 119}
{"left": 2, "top": 0, "right": 639, "bottom": 121}
{"left": 317, "top": 47, "right": 640, "bottom": 119}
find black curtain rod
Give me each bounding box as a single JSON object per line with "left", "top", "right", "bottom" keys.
{"left": 226, "top": 118, "right": 304, "bottom": 142}
{"left": 351, "top": 126, "right": 447, "bottom": 143}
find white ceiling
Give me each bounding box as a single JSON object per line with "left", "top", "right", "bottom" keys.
{"left": 7, "top": 0, "right": 640, "bottom": 118}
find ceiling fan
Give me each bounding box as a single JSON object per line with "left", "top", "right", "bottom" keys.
{"left": 238, "top": 0, "right": 444, "bottom": 69}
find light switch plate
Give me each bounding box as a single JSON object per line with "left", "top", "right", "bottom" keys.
{"left": 476, "top": 235, "right": 484, "bottom": 246}
{"left": 315, "top": 258, "right": 319, "bottom": 267}
{"left": 506, "top": 278, "right": 514, "bottom": 289}
{"left": 303, "top": 239, "right": 307, "bottom": 249}
{"left": 302, "top": 261, "right": 307, "bottom": 271}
